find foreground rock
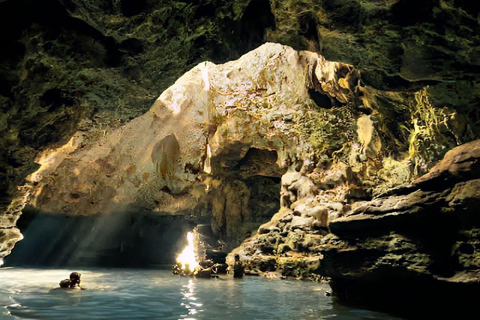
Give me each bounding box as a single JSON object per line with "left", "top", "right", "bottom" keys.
{"left": 230, "top": 139, "right": 480, "bottom": 318}
{"left": 320, "top": 140, "right": 480, "bottom": 318}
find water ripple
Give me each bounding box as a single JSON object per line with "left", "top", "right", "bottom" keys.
{"left": 0, "top": 268, "right": 407, "bottom": 320}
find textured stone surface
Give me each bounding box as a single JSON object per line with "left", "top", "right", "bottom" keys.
{"left": 318, "top": 140, "right": 480, "bottom": 318}
{"left": 5, "top": 43, "right": 362, "bottom": 259}
{"left": 2, "top": 0, "right": 479, "bottom": 220}
{"left": 229, "top": 140, "right": 480, "bottom": 317}
{"left": 0, "top": 187, "right": 28, "bottom": 259}
{"left": 26, "top": 44, "right": 315, "bottom": 213}
{"left": 0, "top": 228, "right": 23, "bottom": 263}
{"left": 0, "top": 0, "right": 275, "bottom": 216}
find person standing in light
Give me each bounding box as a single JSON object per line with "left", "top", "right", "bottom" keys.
{"left": 176, "top": 232, "right": 199, "bottom": 273}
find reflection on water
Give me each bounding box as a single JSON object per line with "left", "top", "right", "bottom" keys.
{"left": 0, "top": 268, "right": 407, "bottom": 320}
{"left": 181, "top": 279, "right": 203, "bottom": 319}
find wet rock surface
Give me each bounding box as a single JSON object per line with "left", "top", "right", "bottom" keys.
{"left": 229, "top": 140, "right": 480, "bottom": 318}
{"left": 321, "top": 141, "right": 480, "bottom": 318}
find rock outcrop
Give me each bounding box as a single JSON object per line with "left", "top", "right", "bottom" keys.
{"left": 319, "top": 140, "right": 480, "bottom": 318}
{"left": 1, "top": 39, "right": 473, "bottom": 273}
{"left": 231, "top": 138, "right": 480, "bottom": 317}
{"left": 2, "top": 0, "right": 479, "bottom": 230}
{"left": 3, "top": 43, "right": 367, "bottom": 262}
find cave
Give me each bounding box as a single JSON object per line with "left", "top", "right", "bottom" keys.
{"left": 0, "top": 1, "right": 479, "bottom": 319}
{"left": 308, "top": 89, "right": 334, "bottom": 109}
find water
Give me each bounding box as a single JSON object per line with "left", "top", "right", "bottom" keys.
{"left": 0, "top": 268, "right": 406, "bottom": 320}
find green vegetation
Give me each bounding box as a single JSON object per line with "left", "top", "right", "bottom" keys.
{"left": 403, "top": 88, "right": 456, "bottom": 176}
{"left": 296, "top": 103, "right": 356, "bottom": 161}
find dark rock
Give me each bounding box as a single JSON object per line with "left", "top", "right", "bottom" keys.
{"left": 321, "top": 140, "right": 480, "bottom": 319}
{"left": 205, "top": 249, "right": 228, "bottom": 264}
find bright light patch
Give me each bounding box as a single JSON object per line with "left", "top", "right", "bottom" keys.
{"left": 203, "top": 144, "right": 212, "bottom": 174}
{"left": 176, "top": 232, "right": 199, "bottom": 271}
{"left": 28, "top": 135, "right": 79, "bottom": 183}
{"left": 201, "top": 62, "right": 210, "bottom": 91}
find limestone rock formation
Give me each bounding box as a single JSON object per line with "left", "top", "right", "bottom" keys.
{"left": 230, "top": 139, "right": 480, "bottom": 318}
{"left": 0, "top": 0, "right": 277, "bottom": 217}
{"left": 319, "top": 140, "right": 480, "bottom": 318}
{"left": 2, "top": 0, "right": 478, "bottom": 226}
{"left": 0, "top": 187, "right": 28, "bottom": 261}
{"left": 3, "top": 43, "right": 365, "bottom": 262}
{"left": 0, "top": 39, "right": 472, "bottom": 270}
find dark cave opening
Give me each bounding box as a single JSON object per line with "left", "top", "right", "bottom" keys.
{"left": 235, "top": 148, "right": 279, "bottom": 173}
{"left": 308, "top": 89, "right": 334, "bottom": 109}
{"left": 5, "top": 207, "right": 196, "bottom": 268}
{"left": 298, "top": 12, "right": 318, "bottom": 41}
{"left": 206, "top": 0, "right": 276, "bottom": 63}
{"left": 207, "top": 147, "right": 283, "bottom": 249}
{"left": 120, "top": 0, "right": 148, "bottom": 17}
{"left": 240, "top": 0, "right": 276, "bottom": 49}
{"left": 40, "top": 89, "right": 75, "bottom": 112}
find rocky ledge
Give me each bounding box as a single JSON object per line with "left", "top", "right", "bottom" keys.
{"left": 232, "top": 139, "right": 480, "bottom": 318}
{"left": 321, "top": 139, "right": 480, "bottom": 318}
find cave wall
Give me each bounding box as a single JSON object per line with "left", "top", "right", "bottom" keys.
{"left": 1, "top": 0, "right": 479, "bottom": 215}
{"left": 319, "top": 140, "right": 480, "bottom": 318}
{"left": 0, "top": 0, "right": 275, "bottom": 214}
{"left": 0, "top": 1, "right": 479, "bottom": 316}
{"left": 0, "top": 0, "right": 279, "bottom": 261}
{"left": 0, "top": 1, "right": 478, "bottom": 304}
{"left": 11, "top": 43, "right": 361, "bottom": 254}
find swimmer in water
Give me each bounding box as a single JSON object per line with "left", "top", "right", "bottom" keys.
{"left": 59, "top": 272, "right": 82, "bottom": 289}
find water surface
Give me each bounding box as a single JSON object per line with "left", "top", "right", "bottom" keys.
{"left": 0, "top": 268, "right": 406, "bottom": 320}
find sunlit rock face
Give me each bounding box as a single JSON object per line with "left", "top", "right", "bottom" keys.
{"left": 0, "top": 39, "right": 472, "bottom": 269}
{"left": 5, "top": 43, "right": 358, "bottom": 260}
{"left": 0, "top": 188, "right": 28, "bottom": 259}
{"left": 26, "top": 44, "right": 295, "bottom": 214}
{"left": 0, "top": 0, "right": 276, "bottom": 217}
{"left": 2, "top": 0, "right": 478, "bottom": 228}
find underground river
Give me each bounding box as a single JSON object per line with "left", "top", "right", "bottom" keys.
{"left": 0, "top": 268, "right": 408, "bottom": 320}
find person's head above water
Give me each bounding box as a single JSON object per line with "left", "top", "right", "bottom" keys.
{"left": 69, "top": 272, "right": 81, "bottom": 287}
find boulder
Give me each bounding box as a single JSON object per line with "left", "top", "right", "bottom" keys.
{"left": 320, "top": 140, "right": 480, "bottom": 319}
